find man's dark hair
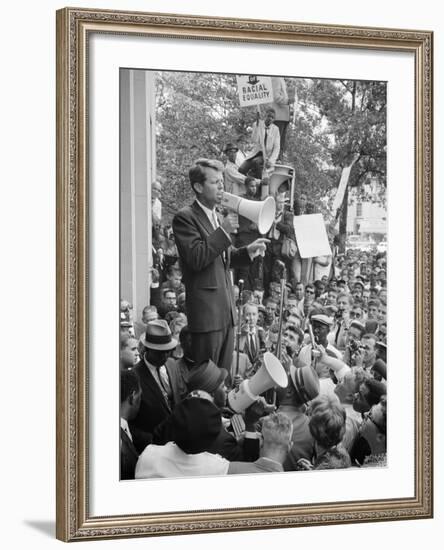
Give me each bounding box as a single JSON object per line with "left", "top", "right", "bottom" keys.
{"left": 285, "top": 324, "right": 304, "bottom": 343}
{"left": 362, "top": 379, "right": 386, "bottom": 408}
{"left": 189, "top": 158, "right": 223, "bottom": 194}
{"left": 178, "top": 325, "right": 191, "bottom": 345}
{"left": 120, "top": 368, "right": 140, "bottom": 404}
{"left": 163, "top": 288, "right": 176, "bottom": 298}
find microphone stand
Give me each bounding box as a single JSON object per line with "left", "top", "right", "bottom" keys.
{"left": 271, "top": 262, "right": 287, "bottom": 405}
{"left": 233, "top": 279, "right": 244, "bottom": 386}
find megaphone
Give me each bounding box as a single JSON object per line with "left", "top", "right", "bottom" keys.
{"left": 227, "top": 352, "right": 288, "bottom": 413}
{"left": 269, "top": 164, "right": 294, "bottom": 197}
{"left": 221, "top": 192, "right": 275, "bottom": 235}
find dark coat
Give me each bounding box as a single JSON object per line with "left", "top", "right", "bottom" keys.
{"left": 172, "top": 201, "right": 251, "bottom": 333}
{"left": 120, "top": 427, "right": 140, "bottom": 480}
{"left": 129, "top": 359, "right": 186, "bottom": 453}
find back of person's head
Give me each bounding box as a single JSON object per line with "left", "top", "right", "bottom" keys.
{"left": 309, "top": 395, "right": 346, "bottom": 449}
{"left": 260, "top": 413, "right": 293, "bottom": 450}
{"left": 189, "top": 158, "right": 223, "bottom": 193}
{"left": 120, "top": 368, "right": 140, "bottom": 404}
{"left": 178, "top": 325, "right": 191, "bottom": 346}
{"left": 171, "top": 396, "right": 222, "bottom": 454}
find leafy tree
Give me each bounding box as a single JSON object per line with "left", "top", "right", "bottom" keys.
{"left": 155, "top": 72, "right": 386, "bottom": 251}
{"left": 305, "top": 79, "right": 387, "bottom": 250}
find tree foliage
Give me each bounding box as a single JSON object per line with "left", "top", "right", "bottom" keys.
{"left": 155, "top": 71, "right": 387, "bottom": 231}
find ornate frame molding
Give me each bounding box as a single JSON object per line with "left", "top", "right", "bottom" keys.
{"left": 56, "top": 7, "right": 433, "bottom": 542}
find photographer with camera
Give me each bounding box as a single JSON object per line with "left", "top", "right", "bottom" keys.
{"left": 342, "top": 320, "right": 366, "bottom": 367}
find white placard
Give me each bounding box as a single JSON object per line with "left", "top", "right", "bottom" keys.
{"left": 293, "top": 213, "right": 332, "bottom": 258}
{"left": 236, "top": 75, "right": 274, "bottom": 106}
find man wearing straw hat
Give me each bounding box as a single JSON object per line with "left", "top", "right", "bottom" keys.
{"left": 129, "top": 319, "right": 187, "bottom": 452}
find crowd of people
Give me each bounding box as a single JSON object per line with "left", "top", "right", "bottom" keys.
{"left": 119, "top": 102, "right": 387, "bottom": 481}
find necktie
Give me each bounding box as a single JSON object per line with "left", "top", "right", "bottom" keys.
{"left": 157, "top": 366, "right": 172, "bottom": 401}
{"left": 249, "top": 333, "right": 256, "bottom": 358}
{"left": 264, "top": 127, "right": 268, "bottom": 148}
{"left": 335, "top": 322, "right": 342, "bottom": 345}
{"left": 212, "top": 210, "right": 227, "bottom": 264}
{"left": 212, "top": 210, "right": 219, "bottom": 230}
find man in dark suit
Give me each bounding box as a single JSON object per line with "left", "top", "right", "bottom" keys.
{"left": 172, "top": 159, "right": 269, "bottom": 373}
{"left": 129, "top": 320, "right": 187, "bottom": 453}
{"left": 120, "top": 368, "right": 144, "bottom": 480}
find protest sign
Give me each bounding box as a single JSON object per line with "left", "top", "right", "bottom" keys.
{"left": 293, "top": 213, "right": 332, "bottom": 258}
{"left": 236, "top": 75, "right": 273, "bottom": 107}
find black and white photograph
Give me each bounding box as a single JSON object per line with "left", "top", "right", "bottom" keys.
{"left": 119, "top": 69, "right": 388, "bottom": 481}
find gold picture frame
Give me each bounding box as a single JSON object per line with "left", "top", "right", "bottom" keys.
{"left": 56, "top": 7, "right": 433, "bottom": 542}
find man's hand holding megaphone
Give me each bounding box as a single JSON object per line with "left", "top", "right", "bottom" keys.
{"left": 221, "top": 211, "right": 240, "bottom": 235}
{"left": 246, "top": 237, "right": 270, "bottom": 259}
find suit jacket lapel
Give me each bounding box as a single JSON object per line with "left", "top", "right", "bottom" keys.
{"left": 138, "top": 361, "right": 171, "bottom": 412}
{"left": 191, "top": 201, "right": 215, "bottom": 236}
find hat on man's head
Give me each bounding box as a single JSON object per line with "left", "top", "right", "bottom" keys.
{"left": 350, "top": 320, "right": 366, "bottom": 333}
{"left": 311, "top": 314, "right": 333, "bottom": 327}
{"left": 140, "top": 319, "right": 177, "bottom": 351}
{"left": 289, "top": 365, "right": 320, "bottom": 406}
{"left": 376, "top": 341, "right": 387, "bottom": 352}
{"left": 224, "top": 142, "right": 238, "bottom": 153}
{"left": 187, "top": 360, "right": 228, "bottom": 394}
{"left": 171, "top": 397, "right": 222, "bottom": 454}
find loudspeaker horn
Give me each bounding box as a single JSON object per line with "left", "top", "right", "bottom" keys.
{"left": 269, "top": 164, "right": 294, "bottom": 197}
{"left": 227, "top": 352, "right": 288, "bottom": 413}
{"left": 221, "top": 192, "right": 276, "bottom": 235}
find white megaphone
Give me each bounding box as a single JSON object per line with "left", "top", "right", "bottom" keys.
{"left": 269, "top": 164, "right": 294, "bottom": 197}
{"left": 227, "top": 352, "right": 288, "bottom": 413}
{"left": 221, "top": 192, "right": 276, "bottom": 235}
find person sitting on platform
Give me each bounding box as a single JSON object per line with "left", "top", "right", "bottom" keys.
{"left": 223, "top": 142, "right": 247, "bottom": 196}
{"left": 239, "top": 108, "right": 280, "bottom": 178}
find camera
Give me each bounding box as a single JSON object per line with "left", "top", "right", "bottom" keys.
{"left": 348, "top": 338, "right": 361, "bottom": 354}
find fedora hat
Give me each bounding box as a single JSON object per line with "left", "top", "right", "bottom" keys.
{"left": 140, "top": 319, "right": 177, "bottom": 351}
{"left": 187, "top": 359, "right": 228, "bottom": 394}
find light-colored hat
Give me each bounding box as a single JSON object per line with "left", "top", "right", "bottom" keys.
{"left": 140, "top": 319, "right": 177, "bottom": 351}
{"left": 311, "top": 314, "right": 334, "bottom": 327}
{"left": 289, "top": 365, "right": 320, "bottom": 406}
